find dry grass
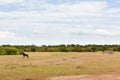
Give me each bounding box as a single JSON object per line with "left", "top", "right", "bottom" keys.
{"left": 0, "top": 52, "right": 120, "bottom": 80}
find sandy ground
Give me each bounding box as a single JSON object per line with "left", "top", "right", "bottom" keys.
{"left": 47, "top": 74, "right": 120, "bottom": 80}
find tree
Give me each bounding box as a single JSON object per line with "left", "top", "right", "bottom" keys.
{"left": 31, "top": 47, "right": 37, "bottom": 52}
{"left": 0, "top": 48, "right": 6, "bottom": 55}
{"left": 0, "top": 47, "right": 20, "bottom": 55}
{"left": 5, "top": 47, "right": 19, "bottom": 55}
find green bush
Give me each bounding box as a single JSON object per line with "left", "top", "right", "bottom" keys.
{"left": 0, "top": 47, "right": 20, "bottom": 55}
{"left": 0, "top": 48, "right": 6, "bottom": 55}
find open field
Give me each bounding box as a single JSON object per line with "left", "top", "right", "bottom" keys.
{"left": 0, "top": 52, "right": 120, "bottom": 80}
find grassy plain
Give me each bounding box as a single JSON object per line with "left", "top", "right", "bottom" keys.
{"left": 0, "top": 52, "right": 120, "bottom": 80}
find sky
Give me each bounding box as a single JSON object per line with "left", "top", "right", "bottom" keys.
{"left": 0, "top": 0, "right": 120, "bottom": 45}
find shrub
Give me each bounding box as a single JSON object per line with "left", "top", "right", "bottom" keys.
{"left": 0, "top": 47, "right": 20, "bottom": 55}
{"left": 0, "top": 48, "right": 6, "bottom": 55}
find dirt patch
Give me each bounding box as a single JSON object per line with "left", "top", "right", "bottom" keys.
{"left": 21, "top": 78, "right": 36, "bottom": 80}
{"left": 47, "top": 74, "right": 120, "bottom": 80}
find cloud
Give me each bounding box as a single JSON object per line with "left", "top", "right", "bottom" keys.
{"left": 0, "top": 0, "right": 120, "bottom": 45}
{"left": 47, "top": 1, "right": 107, "bottom": 12}
{"left": 0, "top": 1, "right": 108, "bottom": 24}
{"left": 0, "top": 31, "right": 15, "bottom": 39}
{"left": 0, "top": 31, "right": 35, "bottom": 45}
{"left": 0, "top": 0, "right": 25, "bottom": 5}
{"left": 71, "top": 29, "right": 119, "bottom": 37}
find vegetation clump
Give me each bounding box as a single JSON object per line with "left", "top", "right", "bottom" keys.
{"left": 0, "top": 47, "right": 21, "bottom": 55}
{"left": 0, "top": 44, "right": 120, "bottom": 55}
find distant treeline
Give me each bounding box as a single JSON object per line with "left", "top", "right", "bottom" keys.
{"left": 0, "top": 44, "right": 120, "bottom": 55}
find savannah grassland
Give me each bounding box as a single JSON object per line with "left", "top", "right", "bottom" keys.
{"left": 0, "top": 52, "right": 120, "bottom": 80}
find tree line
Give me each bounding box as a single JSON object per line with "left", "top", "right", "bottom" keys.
{"left": 0, "top": 44, "right": 120, "bottom": 55}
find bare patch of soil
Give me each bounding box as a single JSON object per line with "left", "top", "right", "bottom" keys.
{"left": 21, "top": 78, "right": 36, "bottom": 80}
{"left": 47, "top": 74, "right": 120, "bottom": 80}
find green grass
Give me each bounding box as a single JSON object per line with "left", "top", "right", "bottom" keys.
{"left": 0, "top": 52, "right": 120, "bottom": 80}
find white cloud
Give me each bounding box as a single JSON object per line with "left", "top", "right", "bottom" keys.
{"left": 0, "top": 31, "right": 30, "bottom": 45}
{"left": 46, "top": 1, "right": 107, "bottom": 12}
{"left": 73, "top": 29, "right": 119, "bottom": 37}
{"left": 0, "top": 1, "right": 108, "bottom": 23}
{"left": 0, "top": 31, "right": 15, "bottom": 39}
{"left": 0, "top": 0, "right": 25, "bottom": 5}
{"left": 0, "top": 1, "right": 120, "bottom": 45}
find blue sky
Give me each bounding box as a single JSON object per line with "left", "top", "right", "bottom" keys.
{"left": 0, "top": 0, "right": 120, "bottom": 45}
